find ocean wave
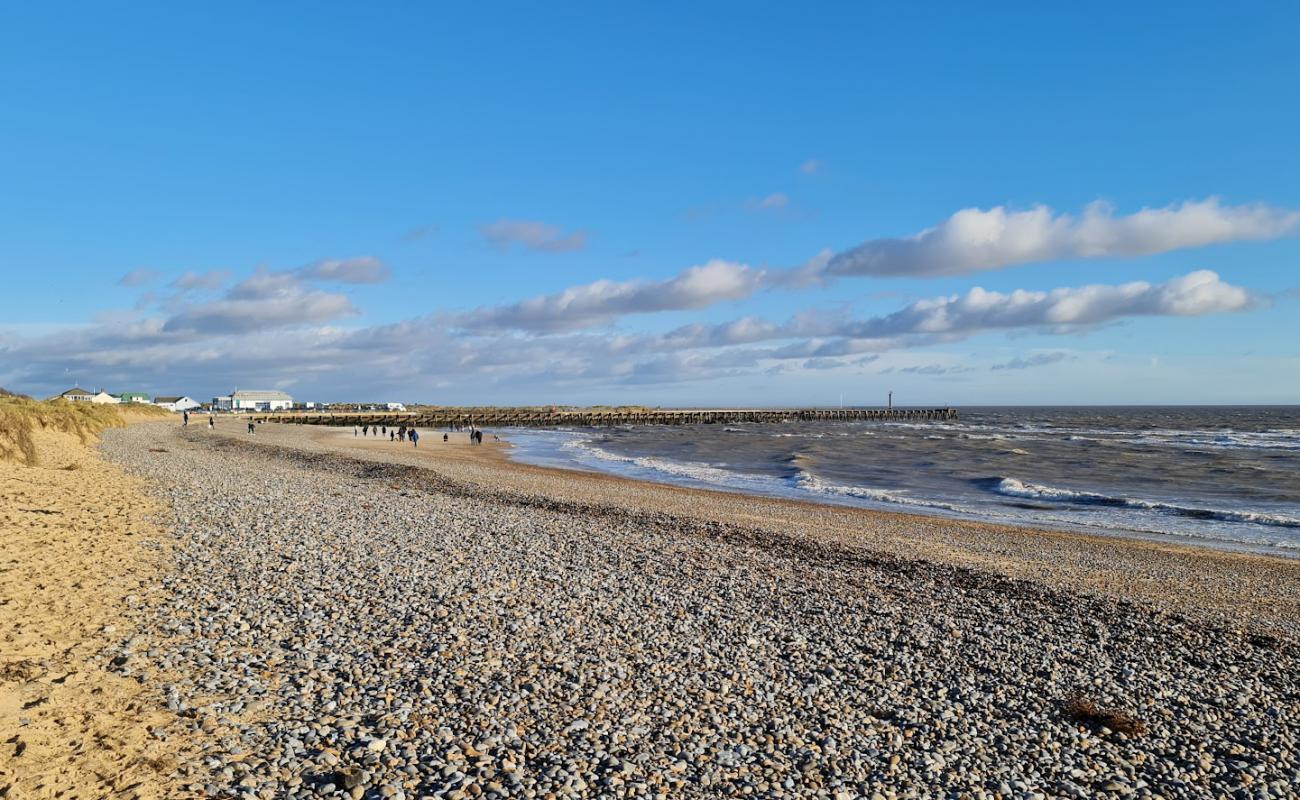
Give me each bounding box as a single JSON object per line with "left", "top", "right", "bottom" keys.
{"left": 991, "top": 477, "right": 1300, "bottom": 529}
{"left": 562, "top": 437, "right": 772, "bottom": 487}
{"left": 796, "top": 472, "right": 962, "bottom": 512}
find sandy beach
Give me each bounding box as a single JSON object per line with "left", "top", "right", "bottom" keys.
{"left": 0, "top": 426, "right": 192, "bottom": 799}
{"left": 15, "top": 416, "right": 1277, "bottom": 799}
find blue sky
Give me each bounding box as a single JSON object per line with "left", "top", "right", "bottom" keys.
{"left": 2, "top": 2, "right": 1298, "bottom": 405}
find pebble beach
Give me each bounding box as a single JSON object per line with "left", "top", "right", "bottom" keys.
{"left": 91, "top": 419, "right": 1300, "bottom": 799}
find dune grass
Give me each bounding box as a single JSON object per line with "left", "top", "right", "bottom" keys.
{"left": 0, "top": 393, "right": 171, "bottom": 466}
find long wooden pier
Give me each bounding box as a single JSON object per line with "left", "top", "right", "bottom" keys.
{"left": 252, "top": 407, "right": 958, "bottom": 428}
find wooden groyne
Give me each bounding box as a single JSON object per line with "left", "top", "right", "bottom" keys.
{"left": 252, "top": 407, "right": 958, "bottom": 428}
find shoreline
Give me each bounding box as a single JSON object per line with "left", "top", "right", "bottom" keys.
{"left": 493, "top": 427, "right": 1300, "bottom": 561}
{"left": 222, "top": 419, "right": 1300, "bottom": 634}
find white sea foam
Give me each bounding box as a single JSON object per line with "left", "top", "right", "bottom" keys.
{"left": 993, "top": 478, "right": 1300, "bottom": 529}
{"left": 561, "top": 436, "right": 779, "bottom": 491}
{"left": 795, "top": 471, "right": 963, "bottom": 512}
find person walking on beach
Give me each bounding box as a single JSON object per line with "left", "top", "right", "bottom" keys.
{"left": 183, "top": 410, "right": 189, "bottom": 426}
{"left": 389, "top": 431, "right": 395, "bottom": 442}
{"left": 443, "top": 433, "right": 448, "bottom": 443}
{"left": 354, "top": 426, "right": 359, "bottom": 437}
{"left": 247, "top": 421, "right": 255, "bottom": 435}
{"left": 410, "top": 429, "right": 420, "bottom": 447}
{"left": 209, "top": 415, "right": 215, "bottom": 430}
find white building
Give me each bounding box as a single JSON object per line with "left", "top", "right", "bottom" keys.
{"left": 52, "top": 387, "right": 94, "bottom": 402}
{"left": 385, "top": 402, "right": 406, "bottom": 412}
{"left": 154, "top": 395, "right": 201, "bottom": 412}
{"left": 90, "top": 390, "right": 121, "bottom": 404}
{"left": 231, "top": 390, "right": 293, "bottom": 411}
{"left": 212, "top": 396, "right": 233, "bottom": 411}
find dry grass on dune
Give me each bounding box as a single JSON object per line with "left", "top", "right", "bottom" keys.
{"left": 0, "top": 393, "right": 171, "bottom": 466}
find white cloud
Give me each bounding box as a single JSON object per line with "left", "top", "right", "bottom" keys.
{"left": 799, "top": 159, "right": 824, "bottom": 175}
{"left": 118, "top": 268, "right": 160, "bottom": 287}
{"left": 848, "top": 270, "right": 1256, "bottom": 338}
{"left": 824, "top": 198, "right": 1300, "bottom": 278}
{"left": 881, "top": 363, "right": 974, "bottom": 376}
{"left": 171, "top": 269, "right": 233, "bottom": 291}
{"left": 457, "top": 259, "right": 765, "bottom": 333}
{"left": 453, "top": 197, "right": 1295, "bottom": 334}
{"left": 162, "top": 268, "right": 358, "bottom": 334}
{"left": 479, "top": 219, "right": 587, "bottom": 253}
{"left": 607, "top": 270, "right": 1256, "bottom": 362}
{"left": 750, "top": 192, "right": 790, "bottom": 211}
{"left": 298, "top": 256, "right": 390, "bottom": 284}
{"left": 162, "top": 291, "right": 355, "bottom": 335}
{"left": 990, "top": 351, "right": 1075, "bottom": 371}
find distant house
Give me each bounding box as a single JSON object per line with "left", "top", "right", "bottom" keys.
{"left": 52, "top": 387, "right": 94, "bottom": 402}
{"left": 230, "top": 390, "right": 293, "bottom": 411}
{"left": 385, "top": 402, "right": 406, "bottom": 412}
{"left": 154, "top": 395, "right": 201, "bottom": 412}
{"left": 117, "top": 392, "right": 151, "bottom": 404}
{"left": 90, "top": 390, "right": 121, "bottom": 404}
{"left": 212, "top": 396, "right": 233, "bottom": 412}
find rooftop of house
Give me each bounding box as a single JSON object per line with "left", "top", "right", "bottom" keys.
{"left": 232, "top": 390, "right": 293, "bottom": 401}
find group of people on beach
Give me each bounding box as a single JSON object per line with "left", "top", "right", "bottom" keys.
{"left": 354, "top": 423, "right": 423, "bottom": 447}
{"left": 351, "top": 423, "right": 495, "bottom": 448}
{"left": 192, "top": 414, "right": 499, "bottom": 448}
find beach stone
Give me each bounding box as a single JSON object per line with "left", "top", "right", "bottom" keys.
{"left": 94, "top": 421, "right": 1300, "bottom": 799}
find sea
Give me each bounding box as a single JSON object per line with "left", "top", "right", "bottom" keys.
{"left": 500, "top": 407, "right": 1300, "bottom": 557}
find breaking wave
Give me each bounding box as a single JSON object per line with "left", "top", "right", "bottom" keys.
{"left": 990, "top": 477, "right": 1300, "bottom": 529}
{"left": 795, "top": 471, "right": 963, "bottom": 512}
